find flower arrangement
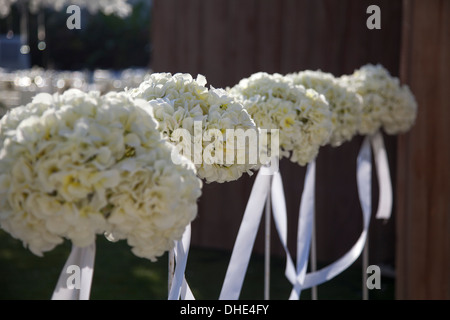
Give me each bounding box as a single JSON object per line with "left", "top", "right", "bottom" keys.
{"left": 228, "top": 72, "right": 332, "bottom": 166}
{"left": 128, "top": 72, "right": 258, "bottom": 183}
{"left": 339, "top": 64, "right": 418, "bottom": 135}
{"left": 0, "top": 89, "right": 202, "bottom": 261}
{"left": 287, "top": 70, "right": 363, "bottom": 147}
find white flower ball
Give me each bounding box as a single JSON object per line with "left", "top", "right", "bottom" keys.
{"left": 0, "top": 89, "right": 202, "bottom": 261}
{"left": 128, "top": 72, "right": 259, "bottom": 183}
{"left": 287, "top": 70, "right": 363, "bottom": 147}
{"left": 339, "top": 64, "right": 418, "bottom": 135}
{"left": 228, "top": 72, "right": 332, "bottom": 166}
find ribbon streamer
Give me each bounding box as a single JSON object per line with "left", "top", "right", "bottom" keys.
{"left": 269, "top": 160, "right": 316, "bottom": 299}
{"left": 180, "top": 276, "right": 195, "bottom": 300}
{"left": 177, "top": 132, "right": 389, "bottom": 300}
{"left": 219, "top": 158, "right": 315, "bottom": 300}
{"left": 168, "top": 224, "right": 193, "bottom": 300}
{"left": 371, "top": 131, "right": 392, "bottom": 220}
{"left": 290, "top": 160, "right": 316, "bottom": 299}
{"left": 51, "top": 242, "right": 96, "bottom": 300}
{"left": 160, "top": 131, "right": 387, "bottom": 300}
{"left": 284, "top": 133, "right": 391, "bottom": 295}
{"left": 219, "top": 166, "right": 273, "bottom": 300}
{"left": 299, "top": 136, "right": 372, "bottom": 289}
{"left": 269, "top": 137, "right": 372, "bottom": 297}
{"left": 363, "top": 131, "right": 391, "bottom": 299}
{"left": 270, "top": 170, "right": 299, "bottom": 298}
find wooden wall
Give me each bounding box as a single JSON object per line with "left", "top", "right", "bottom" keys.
{"left": 397, "top": 0, "right": 450, "bottom": 300}
{"left": 151, "top": 0, "right": 403, "bottom": 269}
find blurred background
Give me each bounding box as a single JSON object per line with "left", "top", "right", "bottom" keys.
{"left": 0, "top": 0, "right": 448, "bottom": 300}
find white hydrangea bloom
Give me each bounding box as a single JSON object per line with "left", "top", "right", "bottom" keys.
{"left": 229, "top": 72, "right": 332, "bottom": 166}
{"left": 287, "top": 70, "right": 363, "bottom": 147}
{"left": 0, "top": 89, "right": 202, "bottom": 261}
{"left": 339, "top": 64, "right": 418, "bottom": 135}
{"left": 128, "top": 72, "right": 258, "bottom": 183}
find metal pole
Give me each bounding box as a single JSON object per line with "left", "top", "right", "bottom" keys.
{"left": 264, "top": 188, "right": 271, "bottom": 300}
{"left": 363, "top": 236, "right": 369, "bottom": 300}
{"left": 310, "top": 210, "right": 318, "bottom": 300}
{"left": 168, "top": 249, "right": 175, "bottom": 296}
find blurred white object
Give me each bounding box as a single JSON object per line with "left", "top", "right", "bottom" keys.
{"left": 0, "top": 67, "right": 152, "bottom": 108}
{"left": 0, "top": 0, "right": 133, "bottom": 18}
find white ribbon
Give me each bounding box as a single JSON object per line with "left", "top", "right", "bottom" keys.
{"left": 290, "top": 160, "right": 316, "bottom": 299}
{"left": 270, "top": 169, "right": 298, "bottom": 298}
{"left": 371, "top": 131, "right": 393, "bottom": 220}
{"left": 269, "top": 137, "right": 372, "bottom": 297}
{"left": 269, "top": 160, "right": 316, "bottom": 300}
{"left": 299, "top": 135, "right": 372, "bottom": 289}
{"left": 180, "top": 276, "right": 195, "bottom": 300}
{"left": 216, "top": 131, "right": 390, "bottom": 299}
{"left": 51, "top": 242, "right": 96, "bottom": 300}
{"left": 219, "top": 165, "right": 273, "bottom": 300}
{"left": 219, "top": 158, "right": 316, "bottom": 300}
{"left": 168, "top": 224, "right": 195, "bottom": 300}
{"left": 275, "top": 133, "right": 391, "bottom": 296}
{"left": 170, "top": 131, "right": 390, "bottom": 300}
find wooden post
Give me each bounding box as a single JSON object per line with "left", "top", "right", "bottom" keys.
{"left": 396, "top": 0, "right": 450, "bottom": 300}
